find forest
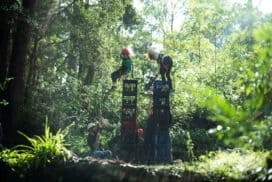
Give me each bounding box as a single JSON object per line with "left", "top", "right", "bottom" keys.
{"left": 1, "top": 0, "right": 272, "bottom": 181}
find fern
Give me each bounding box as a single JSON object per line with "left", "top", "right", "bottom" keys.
{"left": 0, "top": 117, "right": 69, "bottom": 173}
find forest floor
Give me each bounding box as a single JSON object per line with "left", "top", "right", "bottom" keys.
{"left": 59, "top": 156, "right": 208, "bottom": 182}
{"left": 55, "top": 151, "right": 266, "bottom": 182}
{"left": 1, "top": 149, "right": 268, "bottom": 182}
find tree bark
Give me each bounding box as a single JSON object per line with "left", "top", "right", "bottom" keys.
{"left": 0, "top": 1, "right": 15, "bottom": 84}
{"left": 24, "top": 35, "right": 39, "bottom": 105}
{"left": 3, "top": 0, "right": 37, "bottom": 146}
{"left": 0, "top": 0, "right": 16, "bottom": 146}
{"left": 84, "top": 64, "right": 95, "bottom": 85}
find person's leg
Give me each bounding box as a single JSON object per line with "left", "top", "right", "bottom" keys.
{"left": 92, "top": 150, "right": 104, "bottom": 158}
{"left": 160, "top": 66, "right": 166, "bottom": 83}
{"left": 120, "top": 67, "right": 128, "bottom": 79}
{"left": 166, "top": 69, "right": 172, "bottom": 90}
{"left": 163, "top": 56, "right": 173, "bottom": 90}
{"left": 111, "top": 69, "right": 122, "bottom": 88}
{"left": 104, "top": 150, "right": 112, "bottom": 158}
{"left": 160, "top": 67, "right": 171, "bottom": 92}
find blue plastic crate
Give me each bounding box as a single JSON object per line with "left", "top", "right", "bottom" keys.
{"left": 123, "top": 80, "right": 138, "bottom": 96}
{"left": 152, "top": 131, "right": 171, "bottom": 145}
{"left": 153, "top": 80, "right": 170, "bottom": 95}
{"left": 153, "top": 96, "right": 170, "bottom": 107}
{"left": 154, "top": 145, "right": 172, "bottom": 162}
{"left": 121, "top": 108, "right": 137, "bottom": 121}
{"left": 153, "top": 108, "right": 171, "bottom": 123}
{"left": 122, "top": 96, "right": 137, "bottom": 107}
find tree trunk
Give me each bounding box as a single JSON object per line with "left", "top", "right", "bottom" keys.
{"left": 0, "top": 0, "right": 16, "bottom": 146}
{"left": 24, "top": 35, "right": 39, "bottom": 105}
{"left": 3, "top": 0, "right": 37, "bottom": 146}
{"left": 84, "top": 64, "right": 95, "bottom": 85}
{"left": 0, "top": 1, "right": 15, "bottom": 84}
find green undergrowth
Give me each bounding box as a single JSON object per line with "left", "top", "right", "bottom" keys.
{"left": 0, "top": 117, "right": 71, "bottom": 174}
{"left": 190, "top": 150, "right": 267, "bottom": 180}
{"left": 145, "top": 149, "right": 267, "bottom": 181}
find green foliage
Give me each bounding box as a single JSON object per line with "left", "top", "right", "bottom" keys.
{"left": 171, "top": 123, "right": 224, "bottom": 161}
{"left": 22, "top": 0, "right": 140, "bottom": 154}
{"left": 0, "top": 149, "right": 34, "bottom": 172}
{"left": 0, "top": 78, "right": 13, "bottom": 106}
{"left": 191, "top": 150, "right": 267, "bottom": 180}
{"left": 185, "top": 131, "right": 195, "bottom": 161}
{"left": 62, "top": 121, "right": 90, "bottom": 155}
{"left": 7, "top": 2, "right": 272, "bottom": 177}
{"left": 122, "top": 4, "right": 141, "bottom": 30}
{"left": 0, "top": 99, "right": 8, "bottom": 106}
{"left": 0, "top": 117, "right": 70, "bottom": 173}
{"left": 197, "top": 22, "right": 272, "bottom": 149}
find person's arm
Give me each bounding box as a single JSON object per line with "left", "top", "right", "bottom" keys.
{"left": 93, "top": 131, "right": 101, "bottom": 150}
{"left": 97, "top": 113, "right": 111, "bottom": 129}
{"left": 157, "top": 63, "right": 161, "bottom": 74}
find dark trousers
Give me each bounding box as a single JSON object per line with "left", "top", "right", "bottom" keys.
{"left": 160, "top": 67, "right": 172, "bottom": 89}
{"left": 111, "top": 67, "right": 127, "bottom": 83}
{"left": 160, "top": 56, "right": 173, "bottom": 89}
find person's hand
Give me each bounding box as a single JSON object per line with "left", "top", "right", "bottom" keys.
{"left": 98, "top": 114, "right": 103, "bottom": 121}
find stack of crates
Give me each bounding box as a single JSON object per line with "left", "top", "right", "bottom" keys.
{"left": 152, "top": 80, "right": 172, "bottom": 163}
{"left": 120, "top": 80, "right": 138, "bottom": 160}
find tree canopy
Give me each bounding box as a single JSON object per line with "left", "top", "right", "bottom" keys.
{"left": 1, "top": 0, "right": 272, "bottom": 181}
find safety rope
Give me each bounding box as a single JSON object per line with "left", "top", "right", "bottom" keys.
{"left": 131, "top": 61, "right": 134, "bottom": 79}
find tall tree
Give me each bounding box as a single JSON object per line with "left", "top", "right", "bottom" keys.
{"left": 2, "top": 0, "right": 37, "bottom": 146}
{"left": 0, "top": 1, "right": 16, "bottom": 84}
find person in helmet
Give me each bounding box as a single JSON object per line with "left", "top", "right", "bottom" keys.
{"left": 147, "top": 48, "right": 173, "bottom": 91}
{"left": 87, "top": 122, "right": 101, "bottom": 151}
{"left": 87, "top": 113, "right": 112, "bottom": 159}
{"left": 110, "top": 48, "right": 132, "bottom": 90}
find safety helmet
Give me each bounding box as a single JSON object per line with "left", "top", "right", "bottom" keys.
{"left": 121, "top": 48, "right": 130, "bottom": 57}
{"left": 87, "top": 123, "right": 97, "bottom": 130}
{"left": 147, "top": 48, "right": 159, "bottom": 60}
{"left": 136, "top": 128, "right": 144, "bottom": 137}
